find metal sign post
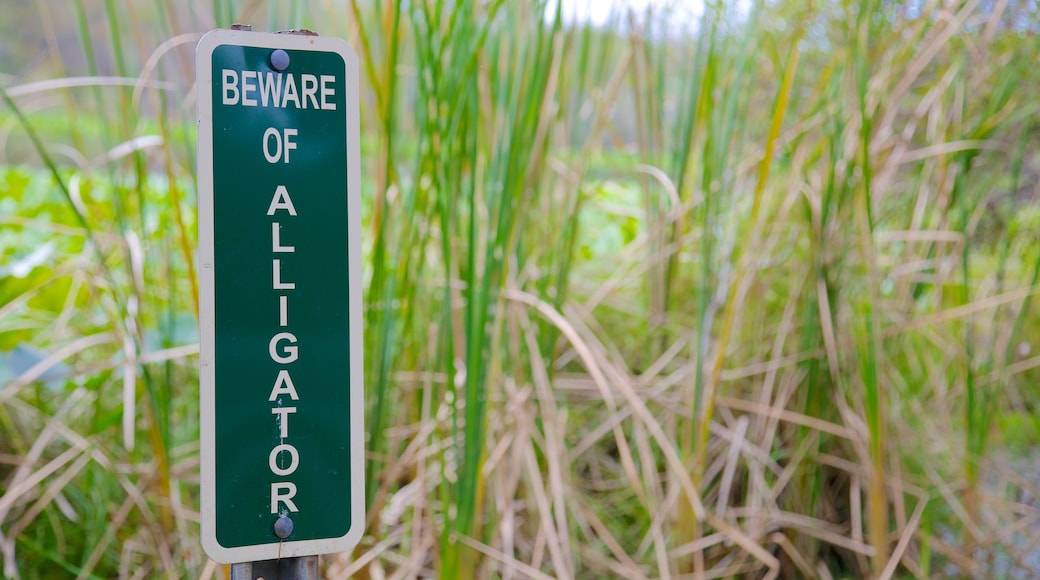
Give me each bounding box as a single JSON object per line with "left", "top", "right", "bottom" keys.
{"left": 230, "top": 557, "right": 318, "bottom": 580}
{"left": 196, "top": 28, "right": 365, "bottom": 570}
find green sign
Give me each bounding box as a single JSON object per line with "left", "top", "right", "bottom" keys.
{"left": 196, "top": 29, "right": 364, "bottom": 564}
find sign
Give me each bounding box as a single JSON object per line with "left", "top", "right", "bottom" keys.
{"left": 196, "top": 29, "right": 364, "bottom": 563}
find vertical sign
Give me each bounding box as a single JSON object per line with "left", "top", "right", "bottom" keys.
{"left": 196, "top": 29, "right": 364, "bottom": 563}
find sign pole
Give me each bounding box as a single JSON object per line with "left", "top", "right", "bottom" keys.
{"left": 230, "top": 557, "right": 319, "bottom": 580}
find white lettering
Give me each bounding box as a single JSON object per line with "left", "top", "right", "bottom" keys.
{"left": 263, "top": 127, "right": 282, "bottom": 163}
{"left": 271, "top": 482, "right": 299, "bottom": 514}
{"left": 263, "top": 128, "right": 298, "bottom": 164}
{"left": 241, "top": 70, "right": 258, "bottom": 106}
{"left": 269, "top": 443, "right": 300, "bottom": 476}
{"left": 279, "top": 295, "right": 288, "bottom": 327}
{"left": 301, "top": 74, "right": 319, "bottom": 109}
{"left": 220, "top": 70, "right": 341, "bottom": 111}
{"left": 273, "top": 259, "right": 295, "bottom": 290}
{"left": 283, "top": 129, "right": 297, "bottom": 163}
{"left": 269, "top": 332, "right": 299, "bottom": 364}
{"left": 222, "top": 69, "right": 239, "bottom": 105}
{"left": 256, "top": 72, "right": 283, "bottom": 107}
{"left": 267, "top": 185, "right": 298, "bottom": 216}
{"left": 269, "top": 369, "right": 300, "bottom": 401}
{"left": 320, "top": 75, "right": 336, "bottom": 110}
{"left": 272, "top": 223, "right": 295, "bottom": 253}
{"left": 272, "top": 406, "right": 297, "bottom": 438}
{"left": 282, "top": 74, "right": 300, "bottom": 108}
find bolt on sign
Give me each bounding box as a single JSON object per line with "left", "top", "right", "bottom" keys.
{"left": 196, "top": 29, "right": 364, "bottom": 563}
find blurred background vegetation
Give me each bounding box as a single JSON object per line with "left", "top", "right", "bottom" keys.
{"left": 2, "top": 0, "right": 1040, "bottom": 577}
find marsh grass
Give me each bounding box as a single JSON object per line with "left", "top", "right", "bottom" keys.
{"left": 2, "top": 0, "right": 1040, "bottom": 578}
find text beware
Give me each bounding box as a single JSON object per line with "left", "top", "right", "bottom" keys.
{"left": 222, "top": 69, "right": 337, "bottom": 111}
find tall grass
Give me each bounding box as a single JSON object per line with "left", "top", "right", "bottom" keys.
{"left": 2, "top": 0, "right": 1040, "bottom": 577}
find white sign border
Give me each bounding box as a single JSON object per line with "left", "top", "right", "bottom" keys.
{"left": 196, "top": 28, "right": 365, "bottom": 564}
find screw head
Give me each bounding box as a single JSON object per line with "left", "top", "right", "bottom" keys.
{"left": 273, "top": 515, "right": 294, "bottom": 539}
{"left": 270, "top": 49, "right": 290, "bottom": 71}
